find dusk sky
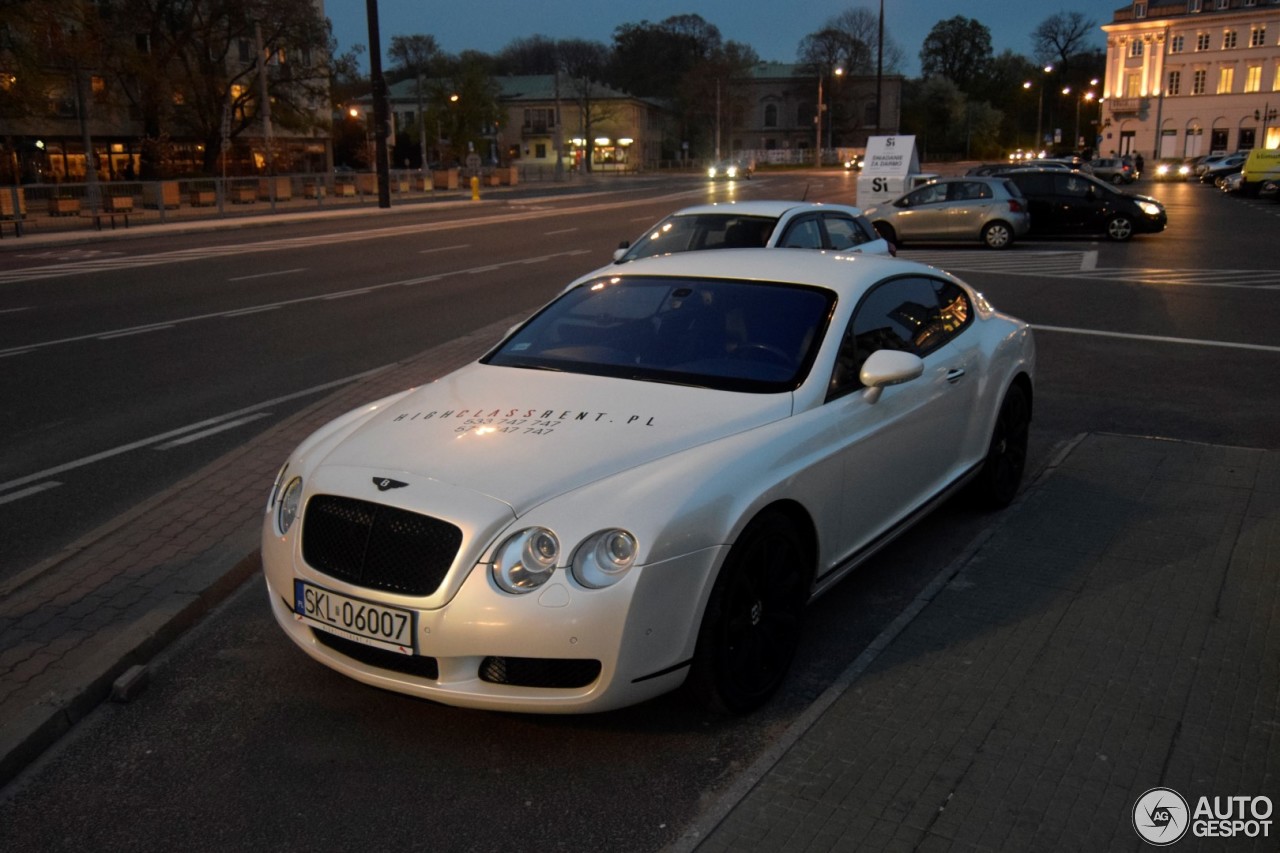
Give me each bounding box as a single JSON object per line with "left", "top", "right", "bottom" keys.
{"left": 324, "top": 1, "right": 1125, "bottom": 74}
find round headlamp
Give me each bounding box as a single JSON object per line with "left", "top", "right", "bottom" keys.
{"left": 492, "top": 527, "right": 560, "bottom": 593}
{"left": 277, "top": 476, "right": 303, "bottom": 535}
{"left": 572, "top": 529, "right": 638, "bottom": 589}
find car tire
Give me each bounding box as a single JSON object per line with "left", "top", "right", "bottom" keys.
{"left": 686, "top": 511, "right": 809, "bottom": 714}
{"left": 981, "top": 221, "right": 1014, "bottom": 250}
{"left": 971, "top": 383, "right": 1031, "bottom": 509}
{"left": 1106, "top": 215, "right": 1134, "bottom": 241}
{"left": 1111, "top": 174, "right": 1125, "bottom": 185}
{"left": 873, "top": 222, "right": 897, "bottom": 245}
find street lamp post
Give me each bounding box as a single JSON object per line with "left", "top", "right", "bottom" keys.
{"left": 1023, "top": 65, "right": 1054, "bottom": 151}
{"left": 815, "top": 65, "right": 843, "bottom": 168}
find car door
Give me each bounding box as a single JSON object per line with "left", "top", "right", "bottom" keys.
{"left": 945, "top": 181, "right": 996, "bottom": 239}
{"left": 897, "top": 183, "right": 950, "bottom": 240}
{"left": 820, "top": 275, "right": 980, "bottom": 565}
{"left": 1010, "top": 173, "right": 1059, "bottom": 233}
{"left": 1052, "top": 173, "right": 1104, "bottom": 232}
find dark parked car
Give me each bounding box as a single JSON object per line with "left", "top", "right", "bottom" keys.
{"left": 1198, "top": 153, "right": 1247, "bottom": 184}
{"left": 1002, "top": 169, "right": 1167, "bottom": 241}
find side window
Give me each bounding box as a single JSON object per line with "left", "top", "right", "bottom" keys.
{"left": 777, "top": 216, "right": 824, "bottom": 249}
{"left": 827, "top": 277, "right": 973, "bottom": 400}
{"left": 822, "top": 214, "right": 871, "bottom": 250}
{"left": 1015, "top": 174, "right": 1052, "bottom": 196}
{"left": 949, "top": 181, "right": 992, "bottom": 201}
{"left": 1056, "top": 174, "right": 1092, "bottom": 197}
{"left": 913, "top": 184, "right": 947, "bottom": 205}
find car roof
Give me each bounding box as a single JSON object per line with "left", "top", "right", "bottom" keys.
{"left": 925, "top": 175, "right": 1008, "bottom": 183}
{"left": 579, "top": 247, "right": 946, "bottom": 296}
{"left": 663, "top": 200, "right": 866, "bottom": 218}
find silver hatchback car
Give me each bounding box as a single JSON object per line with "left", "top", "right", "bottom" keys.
{"left": 866, "top": 177, "right": 1031, "bottom": 250}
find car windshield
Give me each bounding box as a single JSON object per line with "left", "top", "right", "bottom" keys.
{"left": 484, "top": 275, "right": 836, "bottom": 393}
{"left": 622, "top": 214, "right": 778, "bottom": 261}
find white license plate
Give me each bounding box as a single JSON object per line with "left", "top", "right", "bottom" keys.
{"left": 293, "top": 580, "right": 416, "bottom": 654}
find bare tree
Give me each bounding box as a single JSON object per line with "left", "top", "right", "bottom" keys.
{"left": 820, "top": 7, "right": 904, "bottom": 73}
{"left": 1032, "top": 11, "right": 1097, "bottom": 76}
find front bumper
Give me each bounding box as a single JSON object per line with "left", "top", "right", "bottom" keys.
{"left": 263, "top": 538, "right": 726, "bottom": 714}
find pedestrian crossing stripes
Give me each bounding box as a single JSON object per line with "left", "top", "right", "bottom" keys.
{"left": 1071, "top": 268, "right": 1280, "bottom": 288}
{"left": 896, "top": 249, "right": 1280, "bottom": 289}
{"left": 897, "top": 249, "right": 1093, "bottom": 276}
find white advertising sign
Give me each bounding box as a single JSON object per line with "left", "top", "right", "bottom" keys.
{"left": 857, "top": 135, "right": 925, "bottom": 208}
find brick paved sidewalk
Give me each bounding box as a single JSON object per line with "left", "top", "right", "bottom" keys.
{"left": 682, "top": 434, "right": 1280, "bottom": 852}
{"left": 0, "top": 318, "right": 514, "bottom": 786}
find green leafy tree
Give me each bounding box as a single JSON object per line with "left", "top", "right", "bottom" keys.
{"left": 920, "top": 16, "right": 993, "bottom": 93}
{"left": 494, "top": 35, "right": 561, "bottom": 75}
{"left": 607, "top": 14, "right": 721, "bottom": 99}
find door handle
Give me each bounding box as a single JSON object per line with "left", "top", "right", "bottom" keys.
{"left": 945, "top": 368, "right": 966, "bottom": 384}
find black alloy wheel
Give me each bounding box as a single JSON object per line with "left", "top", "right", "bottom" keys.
{"left": 1106, "top": 215, "right": 1135, "bottom": 241}
{"left": 687, "top": 512, "right": 809, "bottom": 714}
{"left": 974, "top": 383, "right": 1031, "bottom": 509}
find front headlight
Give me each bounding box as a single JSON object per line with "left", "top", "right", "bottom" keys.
{"left": 277, "top": 476, "right": 304, "bottom": 535}
{"left": 1137, "top": 200, "right": 1163, "bottom": 216}
{"left": 572, "top": 529, "right": 638, "bottom": 589}
{"left": 707, "top": 167, "right": 718, "bottom": 178}
{"left": 492, "top": 527, "right": 559, "bottom": 593}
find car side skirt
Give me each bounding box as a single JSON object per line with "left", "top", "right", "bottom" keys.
{"left": 809, "top": 459, "right": 982, "bottom": 600}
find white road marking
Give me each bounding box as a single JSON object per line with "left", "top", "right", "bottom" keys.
{"left": 418, "top": 244, "right": 470, "bottom": 254}
{"left": 97, "top": 324, "right": 176, "bottom": 340}
{"left": 154, "top": 413, "right": 273, "bottom": 450}
{"left": 0, "top": 482, "right": 62, "bottom": 506}
{"left": 0, "top": 250, "right": 592, "bottom": 358}
{"left": 228, "top": 268, "right": 308, "bottom": 282}
{"left": 0, "top": 366, "right": 388, "bottom": 495}
{"left": 545, "top": 228, "right": 579, "bottom": 235}
{"left": 0, "top": 307, "right": 32, "bottom": 315}
{"left": 1032, "top": 324, "right": 1280, "bottom": 354}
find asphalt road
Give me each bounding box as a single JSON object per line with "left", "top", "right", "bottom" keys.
{"left": 0, "top": 172, "right": 1277, "bottom": 852}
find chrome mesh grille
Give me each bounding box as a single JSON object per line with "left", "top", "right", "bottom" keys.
{"left": 301, "top": 494, "right": 462, "bottom": 596}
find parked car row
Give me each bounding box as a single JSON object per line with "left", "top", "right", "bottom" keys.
{"left": 864, "top": 169, "right": 1167, "bottom": 249}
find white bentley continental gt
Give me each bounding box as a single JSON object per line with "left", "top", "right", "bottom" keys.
{"left": 262, "top": 249, "right": 1034, "bottom": 714}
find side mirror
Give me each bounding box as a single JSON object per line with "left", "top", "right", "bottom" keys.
{"left": 613, "top": 241, "right": 629, "bottom": 262}
{"left": 895, "top": 198, "right": 909, "bottom": 208}
{"left": 860, "top": 350, "right": 924, "bottom": 404}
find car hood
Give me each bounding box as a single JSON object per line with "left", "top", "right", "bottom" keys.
{"left": 313, "top": 363, "right": 793, "bottom": 515}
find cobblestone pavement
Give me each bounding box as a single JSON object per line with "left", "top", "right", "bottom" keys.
{"left": 678, "top": 434, "right": 1279, "bottom": 852}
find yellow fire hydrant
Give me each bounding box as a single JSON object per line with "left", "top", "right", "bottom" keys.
{"left": 470, "top": 175, "right": 480, "bottom": 201}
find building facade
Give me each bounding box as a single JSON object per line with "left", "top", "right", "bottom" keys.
{"left": 728, "top": 63, "right": 903, "bottom": 162}
{"left": 1102, "top": 0, "right": 1280, "bottom": 159}
{"left": 0, "top": 0, "right": 333, "bottom": 183}
{"left": 368, "top": 75, "right": 668, "bottom": 173}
